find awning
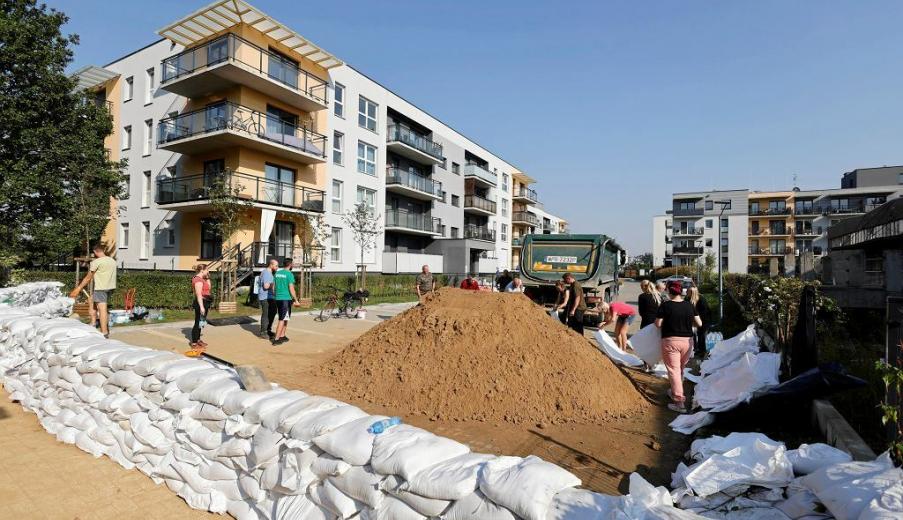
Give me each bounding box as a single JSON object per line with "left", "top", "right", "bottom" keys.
{"left": 71, "top": 65, "right": 120, "bottom": 90}
{"left": 157, "top": 0, "right": 343, "bottom": 70}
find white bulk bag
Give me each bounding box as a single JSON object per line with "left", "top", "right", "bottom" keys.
{"left": 478, "top": 455, "right": 581, "bottom": 520}
{"left": 626, "top": 324, "right": 662, "bottom": 367}
{"left": 403, "top": 452, "right": 495, "bottom": 500}
{"left": 371, "top": 424, "right": 470, "bottom": 481}
{"left": 786, "top": 443, "right": 852, "bottom": 476}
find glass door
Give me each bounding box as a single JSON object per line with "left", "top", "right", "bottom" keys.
{"left": 205, "top": 101, "right": 227, "bottom": 132}
{"left": 203, "top": 159, "right": 225, "bottom": 198}
{"left": 207, "top": 37, "right": 229, "bottom": 66}
{"left": 267, "top": 48, "right": 298, "bottom": 89}
{"left": 264, "top": 163, "right": 295, "bottom": 206}
{"left": 268, "top": 221, "right": 295, "bottom": 261}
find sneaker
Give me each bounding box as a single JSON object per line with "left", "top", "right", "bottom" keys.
{"left": 668, "top": 402, "right": 688, "bottom": 413}
{"left": 258, "top": 332, "right": 269, "bottom": 339}
{"left": 280, "top": 336, "right": 289, "bottom": 343}
{"left": 196, "top": 340, "right": 208, "bottom": 347}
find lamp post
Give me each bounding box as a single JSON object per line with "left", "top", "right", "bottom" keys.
{"left": 708, "top": 198, "right": 732, "bottom": 325}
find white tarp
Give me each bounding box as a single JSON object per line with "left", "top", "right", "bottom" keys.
{"left": 801, "top": 451, "right": 903, "bottom": 520}
{"left": 626, "top": 324, "right": 662, "bottom": 367}
{"left": 700, "top": 325, "right": 760, "bottom": 376}
{"left": 592, "top": 330, "right": 644, "bottom": 367}
{"left": 678, "top": 433, "right": 794, "bottom": 497}
{"left": 694, "top": 352, "right": 781, "bottom": 412}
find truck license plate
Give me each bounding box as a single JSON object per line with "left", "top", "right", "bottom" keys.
{"left": 545, "top": 255, "right": 577, "bottom": 263}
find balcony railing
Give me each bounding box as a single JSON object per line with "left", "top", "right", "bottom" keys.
{"left": 512, "top": 237, "right": 522, "bottom": 246}
{"left": 749, "top": 228, "right": 790, "bottom": 236}
{"left": 821, "top": 203, "right": 883, "bottom": 215}
{"left": 464, "top": 194, "right": 497, "bottom": 214}
{"left": 387, "top": 125, "right": 443, "bottom": 161}
{"left": 748, "top": 246, "right": 792, "bottom": 255}
{"left": 160, "top": 33, "right": 328, "bottom": 106}
{"left": 156, "top": 170, "right": 325, "bottom": 212}
{"left": 673, "top": 207, "right": 703, "bottom": 216}
{"left": 385, "top": 210, "right": 441, "bottom": 234}
{"left": 462, "top": 163, "right": 497, "bottom": 185}
{"left": 749, "top": 207, "right": 791, "bottom": 216}
{"left": 673, "top": 246, "right": 704, "bottom": 255}
{"left": 464, "top": 225, "right": 495, "bottom": 241}
{"left": 673, "top": 227, "right": 704, "bottom": 235}
{"left": 157, "top": 101, "right": 327, "bottom": 158}
{"left": 385, "top": 168, "right": 442, "bottom": 197}
{"left": 512, "top": 211, "right": 539, "bottom": 226}
{"left": 794, "top": 206, "right": 819, "bottom": 215}
{"left": 794, "top": 226, "right": 819, "bottom": 235}
{"left": 513, "top": 187, "right": 538, "bottom": 203}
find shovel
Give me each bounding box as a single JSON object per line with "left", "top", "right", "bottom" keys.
{"left": 195, "top": 352, "right": 271, "bottom": 392}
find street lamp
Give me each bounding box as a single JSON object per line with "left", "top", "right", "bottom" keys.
{"left": 708, "top": 198, "right": 732, "bottom": 325}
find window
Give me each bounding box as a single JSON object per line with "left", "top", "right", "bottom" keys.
{"left": 864, "top": 252, "right": 884, "bottom": 273}
{"left": 705, "top": 219, "right": 713, "bottom": 229}
{"left": 705, "top": 239, "right": 713, "bottom": 247}
{"left": 122, "top": 125, "right": 132, "bottom": 150}
{"left": 720, "top": 218, "right": 728, "bottom": 229}
{"left": 330, "top": 227, "right": 342, "bottom": 262}
{"left": 334, "top": 83, "right": 345, "bottom": 118}
{"left": 357, "top": 141, "right": 376, "bottom": 175}
{"left": 451, "top": 195, "right": 460, "bottom": 207}
{"left": 333, "top": 131, "right": 344, "bottom": 165}
{"left": 356, "top": 187, "right": 376, "bottom": 215}
{"left": 119, "top": 223, "right": 130, "bottom": 248}
{"left": 501, "top": 223, "right": 508, "bottom": 242}
{"left": 120, "top": 174, "right": 130, "bottom": 199}
{"left": 140, "top": 221, "right": 150, "bottom": 259}
{"left": 705, "top": 200, "right": 714, "bottom": 210}
{"left": 440, "top": 225, "right": 446, "bottom": 236}
{"left": 358, "top": 96, "right": 377, "bottom": 132}
{"left": 145, "top": 68, "right": 155, "bottom": 103}
{"left": 143, "top": 119, "right": 153, "bottom": 155}
{"left": 502, "top": 174, "right": 509, "bottom": 192}
{"left": 501, "top": 198, "right": 508, "bottom": 217}
{"left": 123, "top": 76, "right": 133, "bottom": 102}
{"left": 200, "top": 219, "right": 222, "bottom": 259}
{"left": 678, "top": 201, "right": 696, "bottom": 210}
{"left": 451, "top": 162, "right": 460, "bottom": 175}
{"left": 164, "top": 220, "right": 175, "bottom": 248}
{"left": 141, "top": 171, "right": 151, "bottom": 207}
{"left": 331, "top": 180, "right": 343, "bottom": 214}
{"left": 450, "top": 227, "right": 459, "bottom": 238}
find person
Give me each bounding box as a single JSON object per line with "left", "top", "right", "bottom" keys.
{"left": 600, "top": 300, "right": 638, "bottom": 350}
{"left": 69, "top": 243, "right": 117, "bottom": 338}
{"left": 257, "top": 259, "right": 278, "bottom": 339}
{"left": 637, "top": 279, "right": 662, "bottom": 328}
{"left": 459, "top": 273, "right": 480, "bottom": 291}
{"left": 553, "top": 280, "right": 570, "bottom": 324}
{"left": 415, "top": 265, "right": 435, "bottom": 299}
{"left": 687, "top": 287, "right": 711, "bottom": 358}
{"left": 496, "top": 270, "right": 512, "bottom": 293}
{"left": 655, "top": 281, "right": 702, "bottom": 413}
{"left": 189, "top": 264, "right": 212, "bottom": 350}
{"left": 655, "top": 280, "right": 669, "bottom": 302}
{"left": 272, "top": 258, "right": 300, "bottom": 345}
{"left": 563, "top": 273, "right": 587, "bottom": 335}
{"left": 504, "top": 276, "right": 525, "bottom": 293}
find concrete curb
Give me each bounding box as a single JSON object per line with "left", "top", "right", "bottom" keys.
{"left": 811, "top": 399, "right": 877, "bottom": 461}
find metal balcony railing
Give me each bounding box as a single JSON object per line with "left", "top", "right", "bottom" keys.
{"left": 157, "top": 101, "right": 327, "bottom": 158}
{"left": 385, "top": 210, "right": 441, "bottom": 233}
{"left": 673, "top": 246, "right": 704, "bottom": 255}
{"left": 673, "top": 207, "right": 703, "bottom": 216}
{"left": 512, "top": 211, "right": 539, "bottom": 226}
{"left": 749, "top": 228, "right": 790, "bottom": 236}
{"left": 462, "top": 163, "right": 497, "bottom": 185}
{"left": 749, "top": 207, "right": 791, "bottom": 216}
{"left": 160, "top": 33, "right": 328, "bottom": 105}
{"left": 386, "top": 125, "right": 443, "bottom": 161}
{"left": 464, "top": 194, "right": 497, "bottom": 213}
{"left": 794, "top": 206, "right": 819, "bottom": 215}
{"left": 748, "top": 246, "right": 792, "bottom": 255}
{"left": 514, "top": 187, "right": 538, "bottom": 203}
{"left": 385, "top": 168, "right": 442, "bottom": 197}
{"left": 673, "top": 227, "right": 704, "bottom": 235}
{"left": 464, "top": 225, "right": 495, "bottom": 241}
{"left": 156, "top": 170, "right": 325, "bottom": 212}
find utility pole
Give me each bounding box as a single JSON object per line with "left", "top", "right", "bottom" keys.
{"left": 708, "top": 198, "right": 732, "bottom": 324}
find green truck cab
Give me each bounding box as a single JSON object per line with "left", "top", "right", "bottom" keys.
{"left": 518, "top": 234, "right": 626, "bottom": 308}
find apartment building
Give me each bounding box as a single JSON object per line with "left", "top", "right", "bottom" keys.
{"left": 652, "top": 166, "right": 903, "bottom": 275}
{"left": 73, "top": 0, "right": 566, "bottom": 276}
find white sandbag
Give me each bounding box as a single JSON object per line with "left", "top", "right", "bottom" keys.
{"left": 272, "top": 395, "right": 347, "bottom": 432}
{"left": 859, "top": 479, "right": 903, "bottom": 519}
{"left": 786, "top": 443, "right": 852, "bottom": 475}
{"left": 248, "top": 426, "right": 286, "bottom": 469}
{"left": 478, "top": 455, "right": 581, "bottom": 520}
{"left": 223, "top": 388, "right": 283, "bottom": 416}
{"left": 130, "top": 412, "right": 169, "bottom": 449}
{"left": 626, "top": 324, "right": 662, "bottom": 366}
{"left": 109, "top": 349, "right": 160, "bottom": 371}
{"left": 287, "top": 405, "right": 368, "bottom": 441}
{"left": 546, "top": 487, "right": 623, "bottom": 520}
{"left": 694, "top": 353, "right": 781, "bottom": 412}
{"left": 107, "top": 370, "right": 144, "bottom": 390}
{"left": 440, "top": 490, "right": 517, "bottom": 520}
{"left": 690, "top": 432, "right": 780, "bottom": 461}
{"left": 313, "top": 414, "right": 388, "bottom": 466}
{"left": 403, "top": 452, "right": 495, "bottom": 500}
{"left": 702, "top": 325, "right": 760, "bottom": 376}
{"left": 155, "top": 359, "right": 209, "bottom": 382}
{"left": 213, "top": 436, "right": 251, "bottom": 459}
{"left": 371, "top": 424, "right": 470, "bottom": 481}
{"left": 261, "top": 448, "right": 318, "bottom": 494}
{"left": 620, "top": 473, "right": 701, "bottom": 519}
{"left": 190, "top": 378, "right": 242, "bottom": 406}
{"left": 244, "top": 390, "right": 307, "bottom": 425}
{"left": 239, "top": 471, "right": 267, "bottom": 503}
{"left": 186, "top": 402, "right": 228, "bottom": 422}
{"left": 801, "top": 452, "right": 902, "bottom": 520}
{"left": 682, "top": 435, "right": 794, "bottom": 497}
{"left": 133, "top": 351, "right": 183, "bottom": 376}
{"left": 176, "top": 366, "right": 231, "bottom": 393}
{"left": 669, "top": 411, "right": 714, "bottom": 435}
{"left": 161, "top": 392, "right": 196, "bottom": 413}
{"left": 198, "top": 460, "right": 238, "bottom": 481}
{"left": 272, "top": 494, "right": 333, "bottom": 520}
{"left": 328, "top": 465, "right": 385, "bottom": 508}
{"left": 362, "top": 495, "right": 426, "bottom": 520}
{"left": 382, "top": 475, "right": 451, "bottom": 516}
{"left": 310, "top": 453, "right": 352, "bottom": 478}
{"left": 309, "top": 479, "right": 362, "bottom": 519}
{"left": 593, "top": 330, "right": 644, "bottom": 367}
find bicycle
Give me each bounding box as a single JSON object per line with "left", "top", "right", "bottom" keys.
{"left": 318, "top": 286, "right": 369, "bottom": 321}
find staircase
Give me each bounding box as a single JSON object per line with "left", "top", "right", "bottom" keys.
{"left": 205, "top": 243, "right": 257, "bottom": 304}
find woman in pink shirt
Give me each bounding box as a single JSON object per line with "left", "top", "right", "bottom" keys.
{"left": 600, "top": 300, "right": 637, "bottom": 350}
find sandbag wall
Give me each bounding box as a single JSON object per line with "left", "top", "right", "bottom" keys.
{"left": 0, "top": 307, "right": 629, "bottom": 520}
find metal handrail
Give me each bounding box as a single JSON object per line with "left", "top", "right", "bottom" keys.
{"left": 511, "top": 211, "right": 539, "bottom": 225}
{"left": 749, "top": 207, "right": 791, "bottom": 216}
{"left": 385, "top": 209, "right": 440, "bottom": 233}
{"left": 462, "top": 163, "right": 497, "bottom": 185}
{"left": 673, "top": 227, "right": 704, "bottom": 235}
{"left": 673, "top": 246, "right": 704, "bottom": 254}
{"left": 464, "top": 225, "right": 495, "bottom": 241}
{"left": 386, "top": 125, "right": 443, "bottom": 160}
{"left": 464, "top": 194, "right": 497, "bottom": 213}
{"left": 748, "top": 246, "right": 793, "bottom": 255}
{"left": 514, "top": 187, "right": 538, "bottom": 202}
{"left": 156, "top": 169, "right": 325, "bottom": 212}
{"left": 385, "top": 167, "right": 442, "bottom": 196}
{"left": 160, "top": 33, "right": 328, "bottom": 105}
{"left": 157, "top": 101, "right": 327, "bottom": 158}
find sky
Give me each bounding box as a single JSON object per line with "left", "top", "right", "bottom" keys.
{"left": 49, "top": 0, "right": 903, "bottom": 254}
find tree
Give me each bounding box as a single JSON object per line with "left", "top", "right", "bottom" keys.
{"left": 0, "top": 0, "right": 125, "bottom": 273}
{"left": 207, "top": 171, "right": 253, "bottom": 302}
{"left": 702, "top": 252, "right": 716, "bottom": 284}
{"left": 280, "top": 211, "right": 331, "bottom": 299}
{"left": 342, "top": 202, "right": 381, "bottom": 289}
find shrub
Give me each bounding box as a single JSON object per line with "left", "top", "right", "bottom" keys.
{"left": 652, "top": 266, "right": 696, "bottom": 279}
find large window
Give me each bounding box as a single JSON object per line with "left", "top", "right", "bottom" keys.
{"left": 501, "top": 198, "right": 508, "bottom": 217}
{"left": 143, "top": 119, "right": 153, "bottom": 155}
{"left": 501, "top": 223, "right": 508, "bottom": 242}
{"left": 330, "top": 227, "right": 342, "bottom": 262}
{"left": 145, "top": 68, "right": 155, "bottom": 104}
{"left": 264, "top": 163, "right": 296, "bottom": 206}
{"left": 122, "top": 125, "right": 132, "bottom": 150}
{"left": 331, "top": 180, "right": 343, "bottom": 214}
{"left": 333, "top": 131, "right": 344, "bottom": 165}
{"left": 357, "top": 141, "right": 376, "bottom": 175}
{"left": 164, "top": 220, "right": 175, "bottom": 248}
{"left": 334, "top": 83, "right": 345, "bottom": 118}
{"left": 124, "top": 76, "right": 133, "bottom": 102}
{"left": 140, "top": 221, "right": 150, "bottom": 260}
{"left": 678, "top": 201, "right": 696, "bottom": 210}
{"left": 141, "top": 171, "right": 151, "bottom": 208}
{"left": 502, "top": 173, "right": 509, "bottom": 192}
{"left": 119, "top": 223, "right": 129, "bottom": 248}
{"left": 358, "top": 96, "right": 377, "bottom": 132}
{"left": 356, "top": 186, "right": 376, "bottom": 215}
{"left": 451, "top": 195, "right": 460, "bottom": 207}
{"left": 200, "top": 219, "right": 222, "bottom": 259}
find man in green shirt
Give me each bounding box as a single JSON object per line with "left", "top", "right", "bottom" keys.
{"left": 272, "top": 258, "right": 300, "bottom": 345}
{"left": 70, "top": 243, "right": 117, "bottom": 338}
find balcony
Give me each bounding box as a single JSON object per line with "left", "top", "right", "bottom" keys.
{"left": 157, "top": 102, "right": 327, "bottom": 164}
{"left": 672, "top": 207, "right": 704, "bottom": 217}
{"left": 749, "top": 207, "right": 791, "bottom": 216}
{"left": 462, "top": 163, "right": 497, "bottom": 187}
{"left": 385, "top": 168, "right": 442, "bottom": 201}
{"left": 512, "top": 237, "right": 523, "bottom": 247}
{"left": 794, "top": 227, "right": 820, "bottom": 237}
{"left": 385, "top": 210, "right": 441, "bottom": 236}
{"left": 748, "top": 246, "right": 793, "bottom": 256}
{"left": 749, "top": 228, "right": 790, "bottom": 237}
{"left": 463, "top": 194, "right": 497, "bottom": 215}
{"left": 160, "top": 33, "right": 328, "bottom": 113}
{"left": 673, "top": 227, "right": 704, "bottom": 236}
{"left": 512, "top": 211, "right": 539, "bottom": 226}
{"left": 512, "top": 187, "right": 538, "bottom": 204}
{"left": 672, "top": 246, "right": 704, "bottom": 255}
{"left": 464, "top": 225, "right": 496, "bottom": 242}
{"left": 821, "top": 203, "right": 883, "bottom": 215}
{"left": 155, "top": 170, "right": 325, "bottom": 213}
{"left": 794, "top": 206, "right": 819, "bottom": 217}
{"left": 386, "top": 125, "right": 443, "bottom": 165}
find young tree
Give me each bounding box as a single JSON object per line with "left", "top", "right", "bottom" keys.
{"left": 0, "top": 0, "right": 126, "bottom": 273}
{"left": 342, "top": 202, "right": 381, "bottom": 289}
{"left": 207, "top": 171, "right": 252, "bottom": 302}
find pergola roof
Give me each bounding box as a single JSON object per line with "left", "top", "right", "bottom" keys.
{"left": 72, "top": 65, "right": 119, "bottom": 90}
{"left": 157, "top": 0, "right": 343, "bottom": 69}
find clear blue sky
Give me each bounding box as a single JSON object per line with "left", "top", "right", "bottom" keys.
{"left": 50, "top": 0, "right": 903, "bottom": 254}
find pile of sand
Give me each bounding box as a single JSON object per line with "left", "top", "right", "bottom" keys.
{"left": 321, "top": 288, "right": 649, "bottom": 425}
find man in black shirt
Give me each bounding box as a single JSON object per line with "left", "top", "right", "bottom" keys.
{"left": 496, "top": 270, "right": 513, "bottom": 293}
{"left": 564, "top": 273, "right": 587, "bottom": 335}
{"left": 656, "top": 281, "right": 702, "bottom": 413}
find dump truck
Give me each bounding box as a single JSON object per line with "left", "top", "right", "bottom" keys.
{"left": 518, "top": 234, "right": 626, "bottom": 326}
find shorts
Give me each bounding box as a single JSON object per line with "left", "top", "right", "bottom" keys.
{"left": 276, "top": 300, "right": 292, "bottom": 321}
{"left": 93, "top": 289, "right": 114, "bottom": 304}
{"left": 617, "top": 314, "right": 636, "bottom": 326}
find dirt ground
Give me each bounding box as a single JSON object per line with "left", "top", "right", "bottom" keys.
{"left": 1, "top": 282, "right": 690, "bottom": 518}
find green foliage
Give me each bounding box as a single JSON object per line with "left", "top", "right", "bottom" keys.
{"left": 652, "top": 266, "right": 695, "bottom": 279}
{"left": 207, "top": 172, "right": 253, "bottom": 249}
{"left": 0, "top": 0, "right": 125, "bottom": 263}
{"left": 702, "top": 253, "right": 717, "bottom": 285}
{"left": 875, "top": 340, "right": 903, "bottom": 465}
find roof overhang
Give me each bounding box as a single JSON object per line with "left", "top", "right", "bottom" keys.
{"left": 512, "top": 170, "right": 536, "bottom": 184}
{"left": 157, "top": 0, "right": 343, "bottom": 70}
{"left": 72, "top": 65, "right": 120, "bottom": 90}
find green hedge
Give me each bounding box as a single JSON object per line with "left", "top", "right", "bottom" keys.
{"left": 308, "top": 273, "right": 451, "bottom": 304}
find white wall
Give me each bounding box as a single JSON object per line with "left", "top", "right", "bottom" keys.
{"left": 652, "top": 215, "right": 669, "bottom": 266}
{"left": 382, "top": 252, "right": 443, "bottom": 274}
{"left": 725, "top": 215, "right": 749, "bottom": 273}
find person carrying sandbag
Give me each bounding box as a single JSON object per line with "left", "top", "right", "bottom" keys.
{"left": 655, "top": 280, "right": 701, "bottom": 413}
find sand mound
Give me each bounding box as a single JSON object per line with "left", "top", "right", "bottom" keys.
{"left": 322, "top": 288, "right": 649, "bottom": 425}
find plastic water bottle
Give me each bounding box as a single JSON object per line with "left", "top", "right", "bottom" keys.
{"left": 705, "top": 333, "right": 717, "bottom": 352}
{"left": 199, "top": 318, "right": 207, "bottom": 328}
{"left": 368, "top": 417, "right": 402, "bottom": 434}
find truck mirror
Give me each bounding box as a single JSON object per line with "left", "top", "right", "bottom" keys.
{"left": 618, "top": 251, "right": 627, "bottom": 266}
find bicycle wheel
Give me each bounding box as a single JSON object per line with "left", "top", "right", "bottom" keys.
{"left": 343, "top": 298, "right": 362, "bottom": 318}
{"left": 318, "top": 299, "right": 337, "bottom": 322}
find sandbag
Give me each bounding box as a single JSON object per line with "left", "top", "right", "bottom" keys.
{"left": 271, "top": 395, "right": 345, "bottom": 432}
{"left": 786, "top": 443, "right": 852, "bottom": 476}
{"left": 287, "top": 405, "right": 368, "bottom": 441}
{"left": 309, "top": 479, "right": 361, "bottom": 519}
{"left": 362, "top": 495, "right": 426, "bottom": 520}
{"left": 272, "top": 494, "right": 333, "bottom": 520}
{"left": 328, "top": 465, "right": 385, "bottom": 508}
{"left": 403, "top": 452, "right": 495, "bottom": 500}
{"left": 382, "top": 475, "right": 451, "bottom": 516}
{"left": 313, "top": 414, "right": 387, "bottom": 466}
{"left": 440, "top": 490, "right": 517, "bottom": 520}
{"left": 593, "top": 330, "right": 644, "bottom": 367}
{"left": 371, "top": 424, "right": 470, "bottom": 481}
{"left": 190, "top": 377, "right": 242, "bottom": 406}
{"left": 547, "top": 487, "right": 623, "bottom": 520}
{"left": 801, "top": 452, "right": 902, "bottom": 520}
{"left": 479, "top": 455, "right": 581, "bottom": 520}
